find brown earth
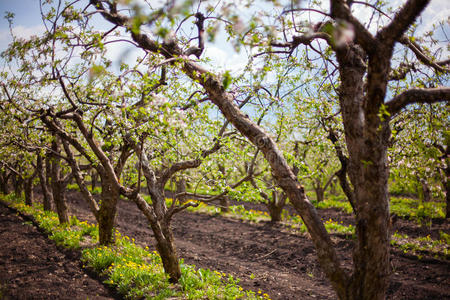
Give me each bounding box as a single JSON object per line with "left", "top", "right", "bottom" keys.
{"left": 214, "top": 196, "right": 450, "bottom": 240}
{"left": 63, "top": 191, "right": 450, "bottom": 300}
{"left": 0, "top": 202, "right": 119, "bottom": 300}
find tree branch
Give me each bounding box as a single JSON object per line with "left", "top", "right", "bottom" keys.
{"left": 330, "top": 0, "right": 376, "bottom": 53}
{"left": 399, "top": 36, "right": 450, "bottom": 74}
{"left": 386, "top": 87, "right": 450, "bottom": 116}
{"left": 61, "top": 138, "right": 100, "bottom": 218}
{"left": 378, "top": 0, "right": 430, "bottom": 46}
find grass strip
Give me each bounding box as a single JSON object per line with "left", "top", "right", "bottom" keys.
{"left": 0, "top": 193, "right": 269, "bottom": 300}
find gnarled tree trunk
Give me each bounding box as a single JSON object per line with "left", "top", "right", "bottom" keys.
{"left": 132, "top": 186, "right": 181, "bottom": 282}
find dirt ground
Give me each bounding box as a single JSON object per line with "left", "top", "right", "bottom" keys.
{"left": 0, "top": 202, "right": 119, "bottom": 300}
{"left": 64, "top": 191, "right": 450, "bottom": 300}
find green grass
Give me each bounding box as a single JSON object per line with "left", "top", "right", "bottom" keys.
{"left": 391, "top": 231, "right": 449, "bottom": 259}
{"left": 67, "top": 183, "right": 102, "bottom": 194}
{"left": 1, "top": 194, "right": 269, "bottom": 300}
{"left": 390, "top": 196, "right": 445, "bottom": 220}
{"left": 313, "top": 195, "right": 354, "bottom": 214}
{"left": 310, "top": 194, "right": 445, "bottom": 222}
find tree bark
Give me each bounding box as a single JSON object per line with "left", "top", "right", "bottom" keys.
{"left": 419, "top": 178, "right": 431, "bottom": 202}
{"left": 91, "top": 170, "right": 98, "bottom": 192}
{"left": 13, "top": 174, "right": 23, "bottom": 197}
{"left": 265, "top": 191, "right": 286, "bottom": 223}
{"left": 175, "top": 178, "right": 187, "bottom": 203}
{"left": 24, "top": 176, "right": 34, "bottom": 206}
{"left": 131, "top": 192, "right": 182, "bottom": 282}
{"left": 267, "top": 200, "right": 283, "bottom": 222}
{"left": 0, "top": 170, "right": 10, "bottom": 194}
{"left": 444, "top": 165, "right": 450, "bottom": 219}
{"left": 335, "top": 44, "right": 392, "bottom": 299}
{"left": 97, "top": 177, "right": 119, "bottom": 245}
{"left": 37, "top": 154, "right": 53, "bottom": 211}
{"left": 50, "top": 140, "right": 70, "bottom": 224}
{"left": 314, "top": 186, "right": 325, "bottom": 203}
{"left": 219, "top": 195, "right": 229, "bottom": 213}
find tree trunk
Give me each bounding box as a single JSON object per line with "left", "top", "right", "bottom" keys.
{"left": 329, "top": 178, "right": 338, "bottom": 196}
{"left": 152, "top": 220, "right": 181, "bottom": 283}
{"left": 24, "top": 177, "right": 34, "bottom": 206}
{"left": 37, "top": 154, "right": 53, "bottom": 211}
{"left": 330, "top": 39, "right": 393, "bottom": 298}
{"left": 98, "top": 178, "right": 119, "bottom": 245}
{"left": 0, "top": 170, "right": 10, "bottom": 194}
{"left": 267, "top": 201, "right": 283, "bottom": 222}
{"left": 419, "top": 178, "right": 431, "bottom": 202}
{"left": 446, "top": 179, "right": 450, "bottom": 219}
{"left": 52, "top": 180, "right": 70, "bottom": 224}
{"left": 132, "top": 190, "right": 181, "bottom": 283}
{"left": 175, "top": 178, "right": 187, "bottom": 203}
{"left": 50, "top": 140, "right": 70, "bottom": 224}
{"left": 219, "top": 195, "right": 229, "bottom": 213}
{"left": 91, "top": 170, "right": 97, "bottom": 192}
{"left": 267, "top": 191, "right": 287, "bottom": 223}
{"left": 444, "top": 165, "right": 450, "bottom": 219}
{"left": 13, "top": 175, "right": 23, "bottom": 197}
{"left": 315, "top": 186, "right": 325, "bottom": 203}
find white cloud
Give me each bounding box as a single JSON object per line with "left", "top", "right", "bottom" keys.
{"left": 12, "top": 25, "right": 46, "bottom": 39}
{"left": 417, "top": 0, "right": 450, "bottom": 35}
{"left": 104, "top": 41, "right": 145, "bottom": 71}
{"left": 0, "top": 24, "right": 46, "bottom": 52}
{"left": 203, "top": 45, "right": 249, "bottom": 74}
{"left": 204, "top": 46, "right": 228, "bottom": 68}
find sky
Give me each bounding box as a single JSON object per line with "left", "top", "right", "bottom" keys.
{"left": 0, "top": 0, "right": 448, "bottom": 74}
{"left": 0, "top": 0, "right": 45, "bottom": 44}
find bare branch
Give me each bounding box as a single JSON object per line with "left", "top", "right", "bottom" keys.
{"left": 399, "top": 36, "right": 450, "bottom": 73}
{"left": 270, "top": 32, "right": 330, "bottom": 53}
{"left": 174, "top": 171, "right": 260, "bottom": 203}
{"left": 378, "top": 0, "right": 430, "bottom": 46}
{"left": 40, "top": 112, "right": 96, "bottom": 166}
{"left": 386, "top": 87, "right": 450, "bottom": 116}
{"left": 184, "top": 12, "right": 206, "bottom": 58}
{"left": 166, "top": 201, "right": 199, "bottom": 220}
{"left": 61, "top": 138, "right": 100, "bottom": 218}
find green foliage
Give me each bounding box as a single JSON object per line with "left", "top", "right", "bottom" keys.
{"left": 313, "top": 195, "right": 354, "bottom": 214}
{"left": 390, "top": 197, "right": 445, "bottom": 221}
{"left": 222, "top": 70, "right": 232, "bottom": 90}
{"left": 391, "top": 232, "right": 449, "bottom": 259}
{"left": 5, "top": 197, "right": 97, "bottom": 249}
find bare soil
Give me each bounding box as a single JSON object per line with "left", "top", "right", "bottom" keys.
{"left": 63, "top": 191, "right": 450, "bottom": 300}
{"left": 0, "top": 202, "right": 119, "bottom": 300}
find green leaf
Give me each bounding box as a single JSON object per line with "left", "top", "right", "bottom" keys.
{"left": 222, "top": 71, "right": 232, "bottom": 91}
